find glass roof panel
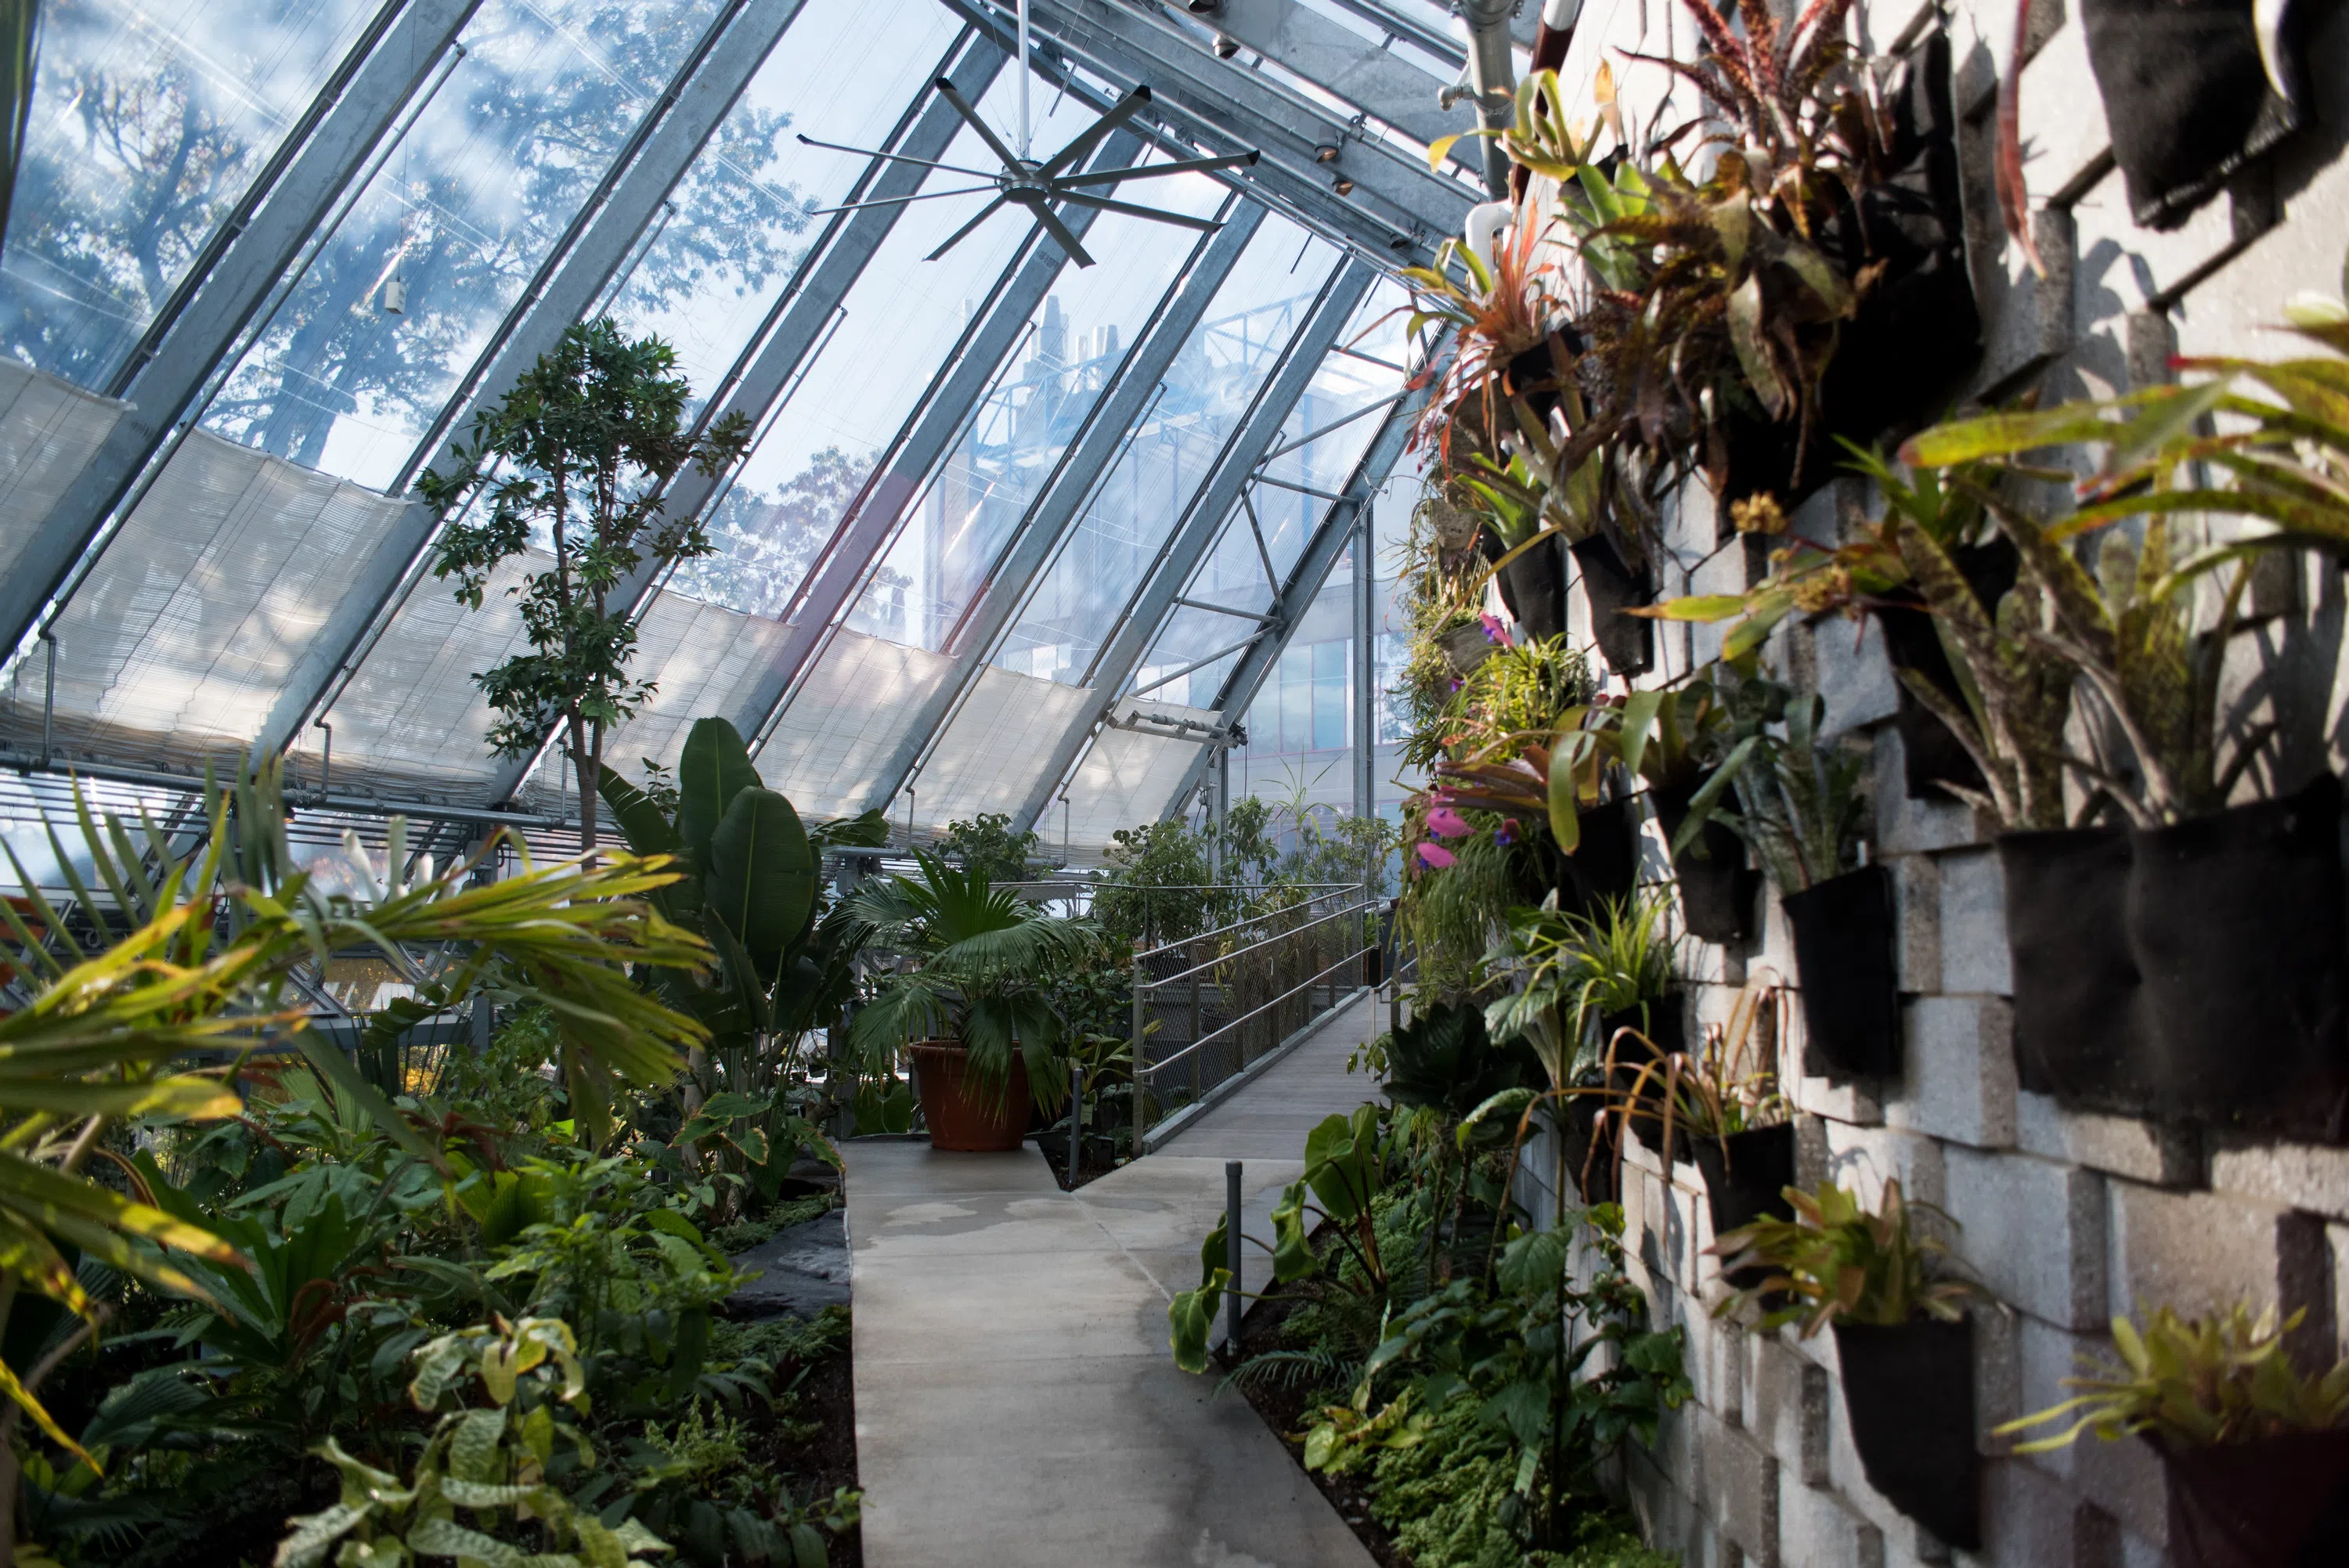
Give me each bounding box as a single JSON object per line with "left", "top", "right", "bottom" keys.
{"left": 603, "top": 0, "right": 965, "bottom": 406}
{"left": 661, "top": 64, "right": 1081, "bottom": 622}
{"left": 991, "top": 215, "right": 1340, "bottom": 687}
{"left": 0, "top": 0, "right": 386, "bottom": 390}
{"left": 197, "top": 0, "right": 721, "bottom": 488}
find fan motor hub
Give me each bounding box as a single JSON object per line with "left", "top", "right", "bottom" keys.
{"left": 997, "top": 163, "right": 1052, "bottom": 204}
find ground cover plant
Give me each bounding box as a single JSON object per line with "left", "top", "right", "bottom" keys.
{"left": 0, "top": 765, "right": 868, "bottom": 1567}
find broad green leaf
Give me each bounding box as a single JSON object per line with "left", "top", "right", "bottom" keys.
{"left": 594, "top": 764, "right": 684, "bottom": 860}
{"left": 677, "top": 717, "right": 763, "bottom": 868}
{"left": 1167, "top": 1269, "right": 1229, "bottom": 1375}
{"left": 707, "top": 788, "right": 816, "bottom": 968}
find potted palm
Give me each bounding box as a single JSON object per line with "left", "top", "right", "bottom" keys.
{"left": 1713, "top": 1178, "right": 1984, "bottom": 1550}
{"left": 845, "top": 854, "right": 1095, "bottom": 1152}
{"left": 1997, "top": 1302, "right": 2349, "bottom": 1568}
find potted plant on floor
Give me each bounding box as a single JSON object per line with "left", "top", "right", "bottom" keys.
{"left": 1997, "top": 1302, "right": 2349, "bottom": 1568}
{"left": 1713, "top": 1178, "right": 1985, "bottom": 1549}
{"left": 845, "top": 853, "right": 1095, "bottom": 1152}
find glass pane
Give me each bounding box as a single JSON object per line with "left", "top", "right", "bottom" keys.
{"left": 604, "top": 0, "right": 965, "bottom": 406}
{"left": 0, "top": 0, "right": 385, "bottom": 388}
{"left": 840, "top": 168, "right": 1232, "bottom": 654}
{"left": 663, "top": 63, "right": 1089, "bottom": 622}
{"left": 996, "top": 215, "right": 1341, "bottom": 685}
{"left": 199, "top": 0, "right": 718, "bottom": 488}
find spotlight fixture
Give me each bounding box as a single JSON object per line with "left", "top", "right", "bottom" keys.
{"left": 1333, "top": 176, "right": 1355, "bottom": 196}
{"left": 1213, "top": 34, "right": 1240, "bottom": 57}
{"left": 1314, "top": 144, "right": 1340, "bottom": 162}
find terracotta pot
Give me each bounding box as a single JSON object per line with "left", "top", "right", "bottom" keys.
{"left": 909, "top": 1041, "right": 1030, "bottom": 1152}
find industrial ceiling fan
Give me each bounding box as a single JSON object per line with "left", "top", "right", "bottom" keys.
{"left": 796, "top": 0, "right": 1261, "bottom": 268}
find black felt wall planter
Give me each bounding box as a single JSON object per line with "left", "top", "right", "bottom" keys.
{"left": 1783, "top": 864, "right": 1902, "bottom": 1078}
{"left": 1651, "top": 781, "right": 1760, "bottom": 943}
{"left": 1999, "top": 776, "right": 2349, "bottom": 1138}
{"left": 2127, "top": 774, "right": 2349, "bottom": 1139}
{"left": 1691, "top": 1123, "right": 1795, "bottom": 1289}
{"left": 1603, "top": 997, "right": 1688, "bottom": 1158}
{"left": 2080, "top": 0, "right": 2301, "bottom": 230}
{"left": 1561, "top": 795, "right": 1641, "bottom": 914}
{"left": 1873, "top": 537, "right": 2018, "bottom": 801}
{"left": 1496, "top": 533, "right": 1569, "bottom": 644}
{"left": 2153, "top": 1429, "right": 2349, "bottom": 1568}
{"left": 1833, "top": 1317, "right": 1981, "bottom": 1551}
{"left": 1569, "top": 535, "right": 1653, "bottom": 676}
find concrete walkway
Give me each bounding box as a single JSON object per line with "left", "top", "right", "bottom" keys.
{"left": 845, "top": 993, "right": 1388, "bottom": 1567}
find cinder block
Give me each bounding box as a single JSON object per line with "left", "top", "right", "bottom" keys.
{"left": 1824, "top": 1120, "right": 1950, "bottom": 1215}
{"left": 2009, "top": 1314, "right": 2174, "bottom": 1548}
{"left": 1744, "top": 1330, "right": 1829, "bottom": 1483}
{"left": 1978, "top": 1458, "right": 2108, "bottom": 1568}
{"left": 1778, "top": 1474, "right": 1886, "bottom": 1568}
{"left": 2105, "top": 1180, "right": 2289, "bottom": 1323}
{"left": 1792, "top": 1061, "right": 1888, "bottom": 1127}
{"left": 1935, "top": 849, "right": 2011, "bottom": 995}
{"left": 1814, "top": 615, "right": 1900, "bottom": 739}
{"left": 1890, "top": 853, "right": 1941, "bottom": 995}
{"left": 2015, "top": 1091, "right": 2200, "bottom": 1188}
{"left": 1690, "top": 1404, "right": 1781, "bottom": 1567}
{"left": 2210, "top": 1137, "right": 2349, "bottom": 1224}
{"left": 1890, "top": 995, "right": 2019, "bottom": 1150}
{"left": 1687, "top": 543, "right": 1746, "bottom": 667}
{"left": 1945, "top": 1147, "right": 2108, "bottom": 1329}
{"left": 1875, "top": 725, "right": 1983, "bottom": 855}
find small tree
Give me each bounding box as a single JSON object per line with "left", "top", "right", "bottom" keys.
{"left": 421, "top": 318, "right": 750, "bottom": 847}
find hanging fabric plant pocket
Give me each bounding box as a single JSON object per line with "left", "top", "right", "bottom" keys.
{"left": 1691, "top": 1122, "right": 1795, "bottom": 1289}
{"left": 1496, "top": 532, "right": 1569, "bottom": 643}
{"left": 1783, "top": 864, "right": 1903, "bottom": 1078}
{"left": 1873, "top": 536, "right": 2019, "bottom": 801}
{"left": 1560, "top": 1068, "right": 1620, "bottom": 1206}
{"left": 2126, "top": 773, "right": 2349, "bottom": 1139}
{"left": 1561, "top": 794, "right": 1642, "bottom": 913}
{"left": 2081, "top": 0, "right": 2304, "bottom": 230}
{"left": 1832, "top": 1316, "right": 1982, "bottom": 1551}
{"left": 1652, "top": 780, "right": 1759, "bottom": 943}
{"left": 2151, "top": 1428, "right": 2349, "bottom": 1568}
{"left": 1998, "top": 824, "right": 2145, "bottom": 1110}
{"left": 1603, "top": 997, "right": 1689, "bottom": 1158}
{"left": 1570, "top": 534, "right": 1654, "bottom": 675}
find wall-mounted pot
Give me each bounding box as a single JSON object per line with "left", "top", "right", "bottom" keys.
{"left": 1651, "top": 780, "right": 1760, "bottom": 943}
{"left": 1560, "top": 794, "right": 1641, "bottom": 914}
{"left": 1690, "top": 1122, "right": 1795, "bottom": 1290}
{"left": 1496, "top": 532, "right": 1569, "bottom": 643}
{"left": 2151, "top": 1428, "right": 2349, "bottom": 1568}
{"left": 1782, "top": 863, "right": 1903, "bottom": 1078}
{"left": 1872, "top": 535, "right": 2018, "bottom": 802}
{"left": 1569, "top": 534, "right": 1654, "bottom": 676}
{"left": 1602, "top": 996, "right": 1689, "bottom": 1159}
{"left": 1833, "top": 1315, "right": 1981, "bottom": 1550}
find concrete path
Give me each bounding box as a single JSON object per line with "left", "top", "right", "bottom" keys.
{"left": 844, "top": 993, "right": 1388, "bottom": 1567}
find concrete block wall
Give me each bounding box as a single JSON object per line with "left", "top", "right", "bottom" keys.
{"left": 1517, "top": 1, "right": 2349, "bottom": 1563}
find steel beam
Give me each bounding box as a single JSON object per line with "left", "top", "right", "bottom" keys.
{"left": 1011, "top": 256, "right": 1377, "bottom": 832}
{"left": 1172, "top": 1, "right": 1473, "bottom": 173}
{"left": 861, "top": 199, "right": 1266, "bottom": 812}
{"left": 946, "top": 0, "right": 1470, "bottom": 259}
{"left": 0, "top": 0, "right": 487, "bottom": 661}
{"left": 727, "top": 127, "right": 1152, "bottom": 749}
{"left": 1352, "top": 505, "right": 1375, "bottom": 820}
{"left": 253, "top": 0, "right": 810, "bottom": 765}
{"left": 1164, "top": 382, "right": 1423, "bottom": 817}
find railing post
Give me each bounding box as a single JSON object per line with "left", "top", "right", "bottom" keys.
{"left": 1225, "top": 1159, "right": 1244, "bottom": 1356}
{"left": 1068, "top": 1060, "right": 1084, "bottom": 1190}
{"left": 1131, "top": 946, "right": 1149, "bottom": 1152}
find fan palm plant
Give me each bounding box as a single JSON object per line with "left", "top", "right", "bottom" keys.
{"left": 843, "top": 854, "right": 1095, "bottom": 1113}
{"left": 0, "top": 763, "right": 710, "bottom": 1489}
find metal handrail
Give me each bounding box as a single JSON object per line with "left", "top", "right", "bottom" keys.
{"left": 1131, "top": 885, "right": 1370, "bottom": 963}
{"left": 1138, "top": 893, "right": 1377, "bottom": 991}
{"left": 1142, "top": 935, "right": 1374, "bottom": 1076}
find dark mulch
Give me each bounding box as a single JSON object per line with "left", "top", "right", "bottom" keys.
{"left": 756, "top": 1327, "right": 862, "bottom": 1565}
{"left": 1031, "top": 1130, "right": 1126, "bottom": 1190}
{"left": 1221, "top": 1285, "right": 1412, "bottom": 1568}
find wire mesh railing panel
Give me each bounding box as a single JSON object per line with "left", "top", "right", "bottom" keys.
{"left": 1131, "top": 885, "right": 1377, "bottom": 1141}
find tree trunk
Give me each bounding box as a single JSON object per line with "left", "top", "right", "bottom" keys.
{"left": 568, "top": 712, "right": 596, "bottom": 853}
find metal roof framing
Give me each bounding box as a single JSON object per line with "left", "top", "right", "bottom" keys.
{"left": 1010, "top": 254, "right": 1377, "bottom": 832}
{"left": 0, "top": 0, "right": 489, "bottom": 664}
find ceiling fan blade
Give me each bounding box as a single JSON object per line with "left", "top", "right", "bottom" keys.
{"left": 812, "top": 186, "right": 999, "bottom": 218}
{"left": 1034, "top": 204, "right": 1098, "bottom": 269}
{"left": 1052, "top": 149, "right": 1260, "bottom": 189}
{"left": 1049, "top": 189, "right": 1223, "bottom": 232}
{"left": 931, "top": 77, "right": 1024, "bottom": 172}
{"left": 1034, "top": 85, "right": 1153, "bottom": 180}
{"left": 794, "top": 132, "right": 998, "bottom": 179}
{"left": 925, "top": 193, "right": 1011, "bottom": 261}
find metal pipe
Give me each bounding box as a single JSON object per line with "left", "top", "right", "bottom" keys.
{"left": 1068, "top": 1060, "right": 1084, "bottom": 1188}
{"left": 1131, "top": 946, "right": 1149, "bottom": 1150}
{"left": 1457, "top": 0, "right": 1518, "bottom": 200}
{"left": 38, "top": 631, "right": 55, "bottom": 768}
